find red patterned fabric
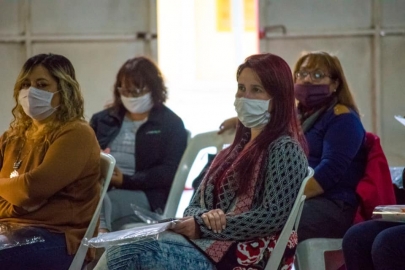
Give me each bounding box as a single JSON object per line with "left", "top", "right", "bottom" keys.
{"left": 230, "top": 231, "right": 298, "bottom": 270}
{"left": 206, "top": 242, "right": 234, "bottom": 262}
{"left": 354, "top": 132, "right": 396, "bottom": 223}
{"left": 205, "top": 151, "right": 264, "bottom": 262}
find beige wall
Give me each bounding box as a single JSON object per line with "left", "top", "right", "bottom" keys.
{"left": 0, "top": 0, "right": 157, "bottom": 131}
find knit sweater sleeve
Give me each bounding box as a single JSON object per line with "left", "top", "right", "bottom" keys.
{"left": 184, "top": 183, "right": 209, "bottom": 217}
{"left": 187, "top": 137, "right": 308, "bottom": 241}
{"left": 0, "top": 121, "right": 99, "bottom": 209}
{"left": 313, "top": 112, "right": 365, "bottom": 191}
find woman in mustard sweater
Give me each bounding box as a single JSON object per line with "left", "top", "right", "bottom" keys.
{"left": 0, "top": 53, "right": 100, "bottom": 269}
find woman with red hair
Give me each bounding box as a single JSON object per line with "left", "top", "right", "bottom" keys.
{"left": 94, "top": 53, "right": 308, "bottom": 270}
{"left": 219, "top": 51, "right": 368, "bottom": 242}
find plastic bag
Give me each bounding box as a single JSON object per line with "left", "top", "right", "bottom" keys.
{"left": 131, "top": 204, "right": 166, "bottom": 224}
{"left": 372, "top": 205, "right": 405, "bottom": 223}
{"left": 390, "top": 167, "right": 404, "bottom": 189}
{"left": 0, "top": 223, "right": 45, "bottom": 250}
{"left": 84, "top": 221, "right": 175, "bottom": 248}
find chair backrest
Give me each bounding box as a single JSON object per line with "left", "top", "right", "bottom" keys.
{"left": 69, "top": 153, "right": 116, "bottom": 270}
{"left": 163, "top": 129, "right": 235, "bottom": 219}
{"left": 354, "top": 132, "right": 396, "bottom": 223}
{"left": 265, "top": 167, "right": 314, "bottom": 270}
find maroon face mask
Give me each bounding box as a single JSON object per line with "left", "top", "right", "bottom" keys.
{"left": 294, "top": 84, "right": 332, "bottom": 108}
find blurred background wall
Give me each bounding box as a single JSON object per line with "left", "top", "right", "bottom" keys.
{"left": 0, "top": 0, "right": 404, "bottom": 166}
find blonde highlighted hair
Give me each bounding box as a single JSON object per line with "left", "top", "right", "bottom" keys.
{"left": 8, "top": 53, "right": 85, "bottom": 142}
{"left": 293, "top": 51, "right": 360, "bottom": 115}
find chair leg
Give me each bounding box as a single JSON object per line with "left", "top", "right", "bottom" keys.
{"left": 294, "top": 249, "right": 326, "bottom": 270}
{"left": 294, "top": 238, "right": 343, "bottom": 270}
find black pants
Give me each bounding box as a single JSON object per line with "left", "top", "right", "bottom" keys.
{"left": 342, "top": 220, "right": 405, "bottom": 270}
{"left": 297, "top": 196, "right": 357, "bottom": 242}
{"left": 0, "top": 227, "right": 74, "bottom": 270}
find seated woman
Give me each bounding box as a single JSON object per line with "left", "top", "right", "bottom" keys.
{"left": 0, "top": 53, "right": 100, "bottom": 269}
{"left": 342, "top": 220, "right": 405, "bottom": 270}
{"left": 90, "top": 57, "right": 187, "bottom": 232}
{"left": 94, "top": 53, "right": 308, "bottom": 270}
{"left": 220, "top": 51, "right": 368, "bottom": 242}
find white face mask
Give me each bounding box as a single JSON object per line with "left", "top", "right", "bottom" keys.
{"left": 234, "top": 97, "right": 271, "bottom": 129}
{"left": 18, "top": 87, "right": 59, "bottom": 121}
{"left": 121, "top": 92, "right": 154, "bottom": 114}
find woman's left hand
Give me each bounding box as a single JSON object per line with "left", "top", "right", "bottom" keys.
{"left": 201, "top": 209, "right": 226, "bottom": 233}
{"left": 111, "top": 166, "right": 123, "bottom": 187}
{"left": 171, "top": 216, "right": 201, "bottom": 239}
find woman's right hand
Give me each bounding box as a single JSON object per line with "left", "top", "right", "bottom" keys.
{"left": 171, "top": 216, "right": 201, "bottom": 239}
{"left": 201, "top": 209, "right": 226, "bottom": 233}
{"left": 218, "top": 117, "right": 238, "bottom": 134}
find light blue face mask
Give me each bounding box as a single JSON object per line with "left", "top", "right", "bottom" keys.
{"left": 234, "top": 97, "right": 271, "bottom": 129}
{"left": 18, "top": 87, "right": 59, "bottom": 121}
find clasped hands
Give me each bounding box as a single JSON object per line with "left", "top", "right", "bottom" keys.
{"left": 171, "top": 209, "right": 226, "bottom": 239}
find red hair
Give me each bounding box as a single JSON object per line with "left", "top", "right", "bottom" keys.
{"left": 208, "top": 54, "right": 306, "bottom": 194}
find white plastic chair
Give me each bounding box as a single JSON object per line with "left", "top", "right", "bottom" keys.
{"left": 68, "top": 153, "right": 116, "bottom": 270}
{"left": 294, "top": 238, "right": 344, "bottom": 270}
{"left": 265, "top": 167, "right": 314, "bottom": 270}
{"left": 163, "top": 129, "right": 235, "bottom": 218}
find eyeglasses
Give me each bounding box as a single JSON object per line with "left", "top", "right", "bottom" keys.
{"left": 117, "top": 87, "right": 149, "bottom": 97}
{"left": 295, "top": 70, "right": 331, "bottom": 81}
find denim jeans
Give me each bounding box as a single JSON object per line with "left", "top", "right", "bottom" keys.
{"left": 0, "top": 226, "right": 74, "bottom": 270}
{"left": 94, "top": 231, "right": 216, "bottom": 270}
{"left": 342, "top": 220, "right": 405, "bottom": 270}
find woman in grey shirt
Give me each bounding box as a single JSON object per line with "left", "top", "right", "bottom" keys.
{"left": 90, "top": 56, "right": 187, "bottom": 232}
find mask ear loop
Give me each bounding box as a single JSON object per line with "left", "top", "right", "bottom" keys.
{"left": 51, "top": 90, "right": 61, "bottom": 110}
{"left": 333, "top": 78, "right": 340, "bottom": 93}
{"left": 49, "top": 87, "right": 62, "bottom": 111}
{"left": 267, "top": 99, "right": 273, "bottom": 114}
